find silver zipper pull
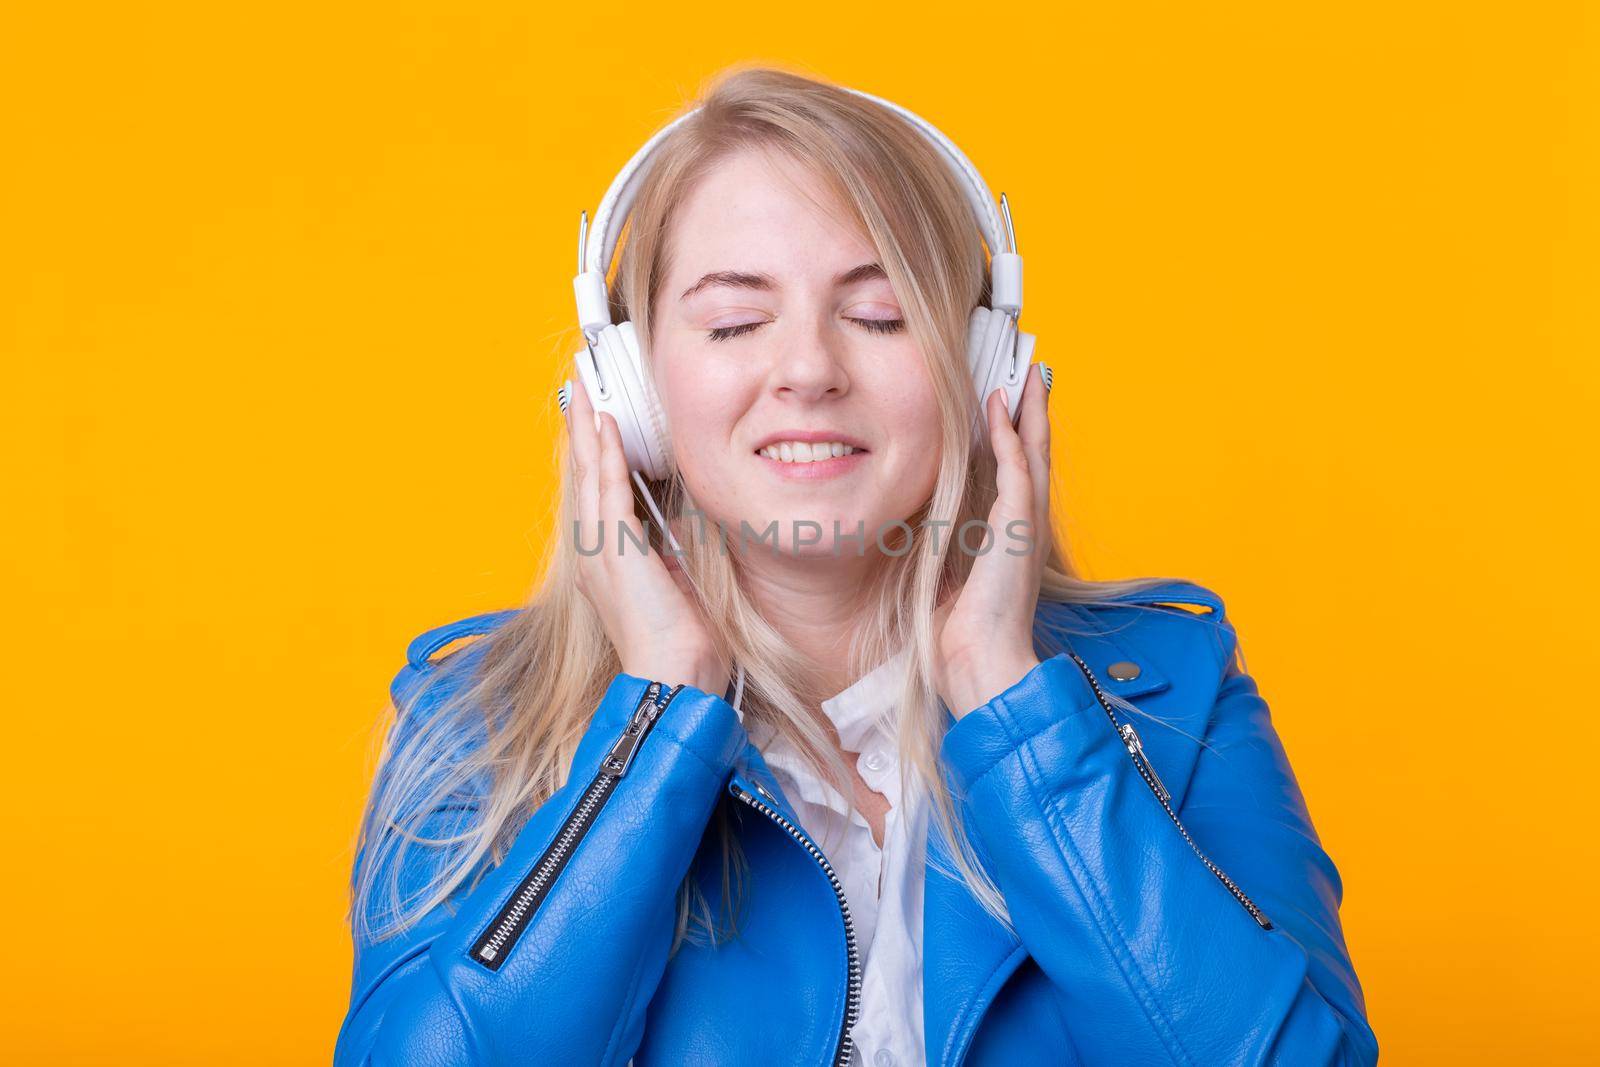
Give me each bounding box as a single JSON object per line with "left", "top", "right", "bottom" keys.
{"left": 603, "top": 683, "right": 664, "bottom": 777}
{"left": 603, "top": 724, "right": 645, "bottom": 777}
{"left": 1119, "top": 722, "right": 1171, "bottom": 804}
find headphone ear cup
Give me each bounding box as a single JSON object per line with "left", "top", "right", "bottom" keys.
{"left": 614, "top": 322, "right": 673, "bottom": 479}
{"left": 967, "top": 306, "right": 1037, "bottom": 446}
{"left": 572, "top": 322, "right": 673, "bottom": 480}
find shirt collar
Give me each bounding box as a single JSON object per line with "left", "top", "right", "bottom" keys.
{"left": 746, "top": 644, "right": 911, "bottom": 754}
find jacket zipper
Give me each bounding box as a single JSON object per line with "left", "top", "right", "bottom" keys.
{"left": 1064, "top": 650, "right": 1275, "bottom": 931}
{"left": 731, "top": 780, "right": 862, "bottom": 1067}
{"left": 469, "top": 680, "right": 683, "bottom": 970}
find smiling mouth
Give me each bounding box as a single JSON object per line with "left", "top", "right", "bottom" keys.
{"left": 754, "top": 441, "right": 867, "bottom": 464}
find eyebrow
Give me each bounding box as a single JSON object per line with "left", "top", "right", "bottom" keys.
{"left": 678, "top": 262, "right": 887, "bottom": 302}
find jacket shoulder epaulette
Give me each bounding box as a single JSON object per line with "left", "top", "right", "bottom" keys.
{"left": 1071, "top": 579, "right": 1239, "bottom": 677}
{"left": 391, "top": 608, "right": 521, "bottom": 709}
{"left": 1096, "top": 579, "right": 1227, "bottom": 620}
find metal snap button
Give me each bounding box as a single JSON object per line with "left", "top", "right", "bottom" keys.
{"left": 1106, "top": 660, "right": 1141, "bottom": 682}
{"left": 862, "top": 750, "right": 890, "bottom": 773}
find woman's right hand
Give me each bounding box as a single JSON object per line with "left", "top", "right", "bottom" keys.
{"left": 564, "top": 376, "right": 730, "bottom": 697}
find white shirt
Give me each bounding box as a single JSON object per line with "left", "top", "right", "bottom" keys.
{"left": 742, "top": 647, "right": 928, "bottom": 1067}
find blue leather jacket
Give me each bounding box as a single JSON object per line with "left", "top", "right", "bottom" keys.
{"left": 334, "top": 582, "right": 1378, "bottom": 1065}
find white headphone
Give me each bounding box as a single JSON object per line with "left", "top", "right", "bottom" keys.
{"left": 556, "top": 85, "right": 1049, "bottom": 714}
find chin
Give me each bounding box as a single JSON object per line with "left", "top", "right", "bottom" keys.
{"left": 708, "top": 503, "right": 876, "bottom": 561}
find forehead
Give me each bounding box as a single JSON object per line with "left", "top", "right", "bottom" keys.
{"left": 666, "top": 146, "right": 873, "bottom": 267}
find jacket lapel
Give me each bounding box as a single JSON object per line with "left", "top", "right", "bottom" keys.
{"left": 702, "top": 619, "right": 1184, "bottom": 1067}
{"left": 923, "top": 619, "right": 1174, "bottom": 1064}
{"left": 923, "top": 750, "right": 1027, "bottom": 1067}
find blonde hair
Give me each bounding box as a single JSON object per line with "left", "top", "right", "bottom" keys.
{"left": 349, "top": 63, "right": 1190, "bottom": 951}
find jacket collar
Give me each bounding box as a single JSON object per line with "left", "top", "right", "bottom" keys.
{"left": 1052, "top": 602, "right": 1173, "bottom": 702}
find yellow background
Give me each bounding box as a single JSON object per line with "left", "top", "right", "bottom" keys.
{"left": 5, "top": 2, "right": 1595, "bottom": 1062}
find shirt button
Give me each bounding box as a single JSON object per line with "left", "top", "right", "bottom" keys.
{"left": 874, "top": 1050, "right": 895, "bottom": 1067}
{"left": 862, "top": 750, "right": 890, "bottom": 772}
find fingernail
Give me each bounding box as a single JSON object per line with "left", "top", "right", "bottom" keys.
{"left": 1040, "top": 363, "right": 1054, "bottom": 395}
{"left": 557, "top": 379, "right": 571, "bottom": 413}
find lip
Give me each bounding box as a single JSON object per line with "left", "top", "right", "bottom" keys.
{"left": 751, "top": 429, "right": 870, "bottom": 453}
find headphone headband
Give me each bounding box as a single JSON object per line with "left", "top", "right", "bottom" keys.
{"left": 574, "top": 85, "right": 1022, "bottom": 335}
{"left": 564, "top": 84, "right": 1042, "bottom": 716}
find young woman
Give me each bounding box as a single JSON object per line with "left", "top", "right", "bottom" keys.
{"left": 335, "top": 67, "right": 1378, "bottom": 1066}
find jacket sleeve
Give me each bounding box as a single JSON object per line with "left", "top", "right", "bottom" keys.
{"left": 939, "top": 616, "right": 1380, "bottom": 1066}
{"left": 333, "top": 645, "right": 746, "bottom": 1066}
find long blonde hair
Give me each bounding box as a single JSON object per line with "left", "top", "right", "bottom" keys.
{"left": 349, "top": 63, "right": 1190, "bottom": 950}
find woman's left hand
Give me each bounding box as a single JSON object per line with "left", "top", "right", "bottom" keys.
{"left": 934, "top": 362, "right": 1052, "bottom": 719}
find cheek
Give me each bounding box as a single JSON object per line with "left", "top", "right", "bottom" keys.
{"left": 889, "top": 401, "right": 944, "bottom": 492}
{"left": 652, "top": 348, "right": 743, "bottom": 486}
{"left": 866, "top": 355, "right": 946, "bottom": 497}
{"left": 886, "top": 345, "right": 944, "bottom": 440}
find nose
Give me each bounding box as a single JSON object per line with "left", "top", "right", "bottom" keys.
{"left": 766, "top": 317, "right": 851, "bottom": 402}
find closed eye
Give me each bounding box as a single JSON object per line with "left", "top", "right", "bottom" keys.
{"left": 706, "top": 318, "right": 907, "bottom": 343}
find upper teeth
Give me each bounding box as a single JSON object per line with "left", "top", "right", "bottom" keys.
{"left": 760, "top": 441, "right": 857, "bottom": 463}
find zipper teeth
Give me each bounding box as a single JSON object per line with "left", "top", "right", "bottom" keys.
{"left": 1065, "top": 650, "right": 1275, "bottom": 932}
{"left": 472, "top": 775, "right": 616, "bottom": 965}
{"left": 470, "top": 681, "right": 678, "bottom": 970}
{"left": 733, "top": 784, "right": 862, "bottom": 1067}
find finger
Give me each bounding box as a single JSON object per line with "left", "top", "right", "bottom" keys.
{"left": 1017, "top": 364, "right": 1051, "bottom": 520}
{"left": 596, "top": 410, "right": 651, "bottom": 566}
{"left": 987, "top": 387, "right": 1033, "bottom": 522}
{"left": 1017, "top": 363, "right": 1050, "bottom": 470}
{"left": 567, "top": 377, "right": 601, "bottom": 530}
